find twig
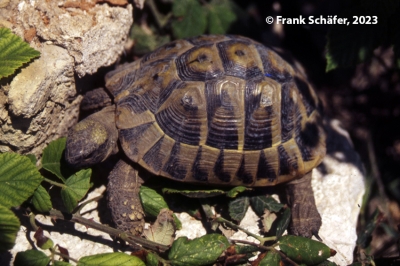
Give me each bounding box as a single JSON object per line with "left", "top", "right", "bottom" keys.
{"left": 214, "top": 217, "right": 276, "bottom": 244}
{"left": 146, "top": 0, "right": 171, "bottom": 29}
{"left": 47, "top": 209, "right": 170, "bottom": 253}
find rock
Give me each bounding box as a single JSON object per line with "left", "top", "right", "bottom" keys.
{"left": 313, "top": 119, "right": 365, "bottom": 265}
{"left": 1, "top": 44, "right": 81, "bottom": 154}
{"left": 0, "top": 0, "right": 133, "bottom": 155}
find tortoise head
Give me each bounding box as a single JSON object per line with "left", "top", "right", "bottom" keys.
{"left": 65, "top": 106, "right": 118, "bottom": 168}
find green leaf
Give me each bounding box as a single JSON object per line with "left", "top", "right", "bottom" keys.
{"left": 168, "top": 234, "right": 230, "bottom": 266}
{"left": 42, "top": 137, "right": 69, "bottom": 182}
{"left": 259, "top": 251, "right": 281, "bottom": 266}
{"left": 279, "top": 235, "right": 336, "bottom": 265}
{"left": 0, "top": 153, "right": 43, "bottom": 208}
{"left": 226, "top": 186, "right": 247, "bottom": 198}
{"left": 14, "top": 249, "right": 50, "bottom": 266}
{"left": 146, "top": 253, "right": 160, "bottom": 266}
{"left": 172, "top": 0, "right": 207, "bottom": 38}
{"left": 250, "top": 195, "right": 284, "bottom": 215}
{"left": 0, "top": 27, "right": 40, "bottom": 78}
{"left": 32, "top": 185, "right": 52, "bottom": 212}
{"left": 0, "top": 204, "right": 20, "bottom": 252}
{"left": 207, "top": 0, "right": 237, "bottom": 34}
{"left": 234, "top": 244, "right": 259, "bottom": 254}
{"left": 61, "top": 169, "right": 91, "bottom": 213}
{"left": 139, "top": 186, "right": 182, "bottom": 229}
{"left": 130, "top": 25, "right": 170, "bottom": 55}
{"left": 26, "top": 154, "right": 37, "bottom": 165}
{"left": 275, "top": 207, "right": 291, "bottom": 238}
{"left": 140, "top": 186, "right": 169, "bottom": 217}
{"left": 54, "top": 261, "right": 73, "bottom": 266}
{"left": 228, "top": 195, "right": 249, "bottom": 222}
{"left": 163, "top": 187, "right": 226, "bottom": 198}
{"left": 78, "top": 252, "right": 145, "bottom": 266}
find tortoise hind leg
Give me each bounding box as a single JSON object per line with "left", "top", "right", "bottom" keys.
{"left": 107, "top": 159, "right": 145, "bottom": 235}
{"left": 285, "top": 172, "right": 322, "bottom": 238}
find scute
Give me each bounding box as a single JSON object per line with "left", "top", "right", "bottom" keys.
{"left": 106, "top": 35, "right": 326, "bottom": 187}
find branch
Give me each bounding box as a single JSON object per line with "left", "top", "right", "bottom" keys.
{"left": 47, "top": 209, "right": 170, "bottom": 253}
{"left": 214, "top": 217, "right": 276, "bottom": 244}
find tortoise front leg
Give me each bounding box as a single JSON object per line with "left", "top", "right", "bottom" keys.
{"left": 285, "top": 172, "right": 322, "bottom": 239}
{"left": 107, "top": 159, "right": 145, "bottom": 235}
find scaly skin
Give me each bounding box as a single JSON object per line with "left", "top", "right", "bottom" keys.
{"left": 107, "top": 159, "right": 145, "bottom": 235}
{"left": 285, "top": 172, "right": 322, "bottom": 238}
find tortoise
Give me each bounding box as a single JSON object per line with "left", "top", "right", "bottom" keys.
{"left": 65, "top": 35, "right": 326, "bottom": 238}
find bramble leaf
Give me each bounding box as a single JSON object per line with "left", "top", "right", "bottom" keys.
{"left": 130, "top": 25, "right": 170, "bottom": 55}
{"left": 61, "top": 169, "right": 91, "bottom": 213}
{"left": 0, "top": 27, "right": 40, "bottom": 78}
{"left": 0, "top": 205, "right": 20, "bottom": 252}
{"left": 14, "top": 249, "right": 50, "bottom": 266}
{"left": 207, "top": 0, "right": 237, "bottom": 34}
{"left": 32, "top": 185, "right": 52, "bottom": 212}
{"left": 0, "top": 153, "right": 43, "bottom": 208}
{"left": 171, "top": 0, "right": 207, "bottom": 38}
{"left": 25, "top": 154, "right": 37, "bottom": 165}
{"left": 42, "top": 138, "right": 69, "bottom": 182}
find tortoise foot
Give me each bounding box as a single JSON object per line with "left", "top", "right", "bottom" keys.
{"left": 285, "top": 172, "right": 322, "bottom": 239}
{"left": 107, "top": 159, "right": 145, "bottom": 235}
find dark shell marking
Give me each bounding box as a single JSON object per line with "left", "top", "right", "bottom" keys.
{"left": 107, "top": 35, "right": 326, "bottom": 187}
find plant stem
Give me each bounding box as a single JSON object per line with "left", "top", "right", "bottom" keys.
{"left": 214, "top": 217, "right": 276, "bottom": 244}
{"left": 230, "top": 239, "right": 299, "bottom": 266}
{"left": 50, "top": 248, "right": 79, "bottom": 263}
{"left": 43, "top": 177, "right": 66, "bottom": 188}
{"left": 29, "top": 212, "right": 39, "bottom": 231}
{"left": 146, "top": 0, "right": 171, "bottom": 29}
{"left": 47, "top": 209, "right": 170, "bottom": 253}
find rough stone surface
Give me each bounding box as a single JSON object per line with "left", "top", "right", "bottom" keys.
{"left": 0, "top": 43, "right": 81, "bottom": 155}
{"left": 15, "top": 0, "right": 133, "bottom": 77}
{"left": 0, "top": 0, "right": 133, "bottom": 155}
{"left": 313, "top": 119, "right": 365, "bottom": 265}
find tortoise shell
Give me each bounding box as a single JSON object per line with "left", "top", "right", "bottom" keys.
{"left": 104, "top": 35, "right": 326, "bottom": 187}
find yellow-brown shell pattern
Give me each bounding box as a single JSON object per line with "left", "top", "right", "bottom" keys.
{"left": 105, "top": 35, "right": 326, "bottom": 187}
